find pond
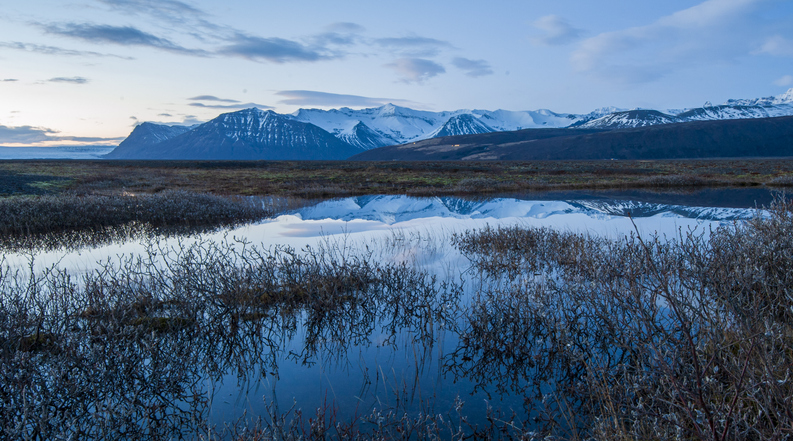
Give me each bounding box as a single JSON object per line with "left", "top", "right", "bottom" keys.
{"left": 0, "top": 190, "right": 777, "bottom": 439}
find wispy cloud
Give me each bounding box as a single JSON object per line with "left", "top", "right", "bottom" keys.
{"left": 0, "top": 125, "right": 58, "bottom": 143}
{"left": 757, "top": 35, "right": 793, "bottom": 57}
{"left": 384, "top": 58, "right": 445, "bottom": 83}
{"left": 47, "top": 76, "right": 89, "bottom": 84}
{"left": 275, "top": 90, "right": 416, "bottom": 108}
{"left": 0, "top": 124, "right": 123, "bottom": 144}
{"left": 375, "top": 35, "right": 453, "bottom": 57}
{"left": 43, "top": 23, "right": 207, "bottom": 55}
{"left": 571, "top": 0, "right": 769, "bottom": 83}
{"left": 531, "top": 15, "right": 583, "bottom": 46}
{"left": 2, "top": 79, "right": 18, "bottom": 82}
{"left": 188, "top": 95, "right": 272, "bottom": 109}
{"left": 96, "top": 0, "right": 223, "bottom": 35}
{"left": 774, "top": 74, "right": 793, "bottom": 87}
{"left": 219, "top": 34, "right": 327, "bottom": 62}
{"left": 452, "top": 57, "right": 493, "bottom": 77}
{"left": 0, "top": 41, "right": 133, "bottom": 58}
{"left": 188, "top": 102, "right": 273, "bottom": 110}
{"left": 311, "top": 22, "right": 365, "bottom": 47}
{"left": 188, "top": 95, "right": 240, "bottom": 103}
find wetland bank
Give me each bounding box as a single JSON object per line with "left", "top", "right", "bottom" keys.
{"left": 1, "top": 160, "right": 793, "bottom": 440}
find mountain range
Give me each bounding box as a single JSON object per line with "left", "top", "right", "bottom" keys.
{"left": 106, "top": 88, "right": 793, "bottom": 160}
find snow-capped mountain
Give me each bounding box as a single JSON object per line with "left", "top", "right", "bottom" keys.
{"left": 576, "top": 88, "right": 793, "bottom": 129}
{"left": 424, "top": 114, "right": 496, "bottom": 138}
{"left": 107, "top": 108, "right": 361, "bottom": 160}
{"left": 109, "top": 88, "right": 793, "bottom": 159}
{"left": 291, "top": 104, "right": 583, "bottom": 148}
{"left": 113, "top": 122, "right": 193, "bottom": 151}
{"left": 574, "top": 110, "right": 679, "bottom": 129}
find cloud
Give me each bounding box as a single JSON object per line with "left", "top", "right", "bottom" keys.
{"left": 0, "top": 41, "right": 133, "bottom": 58}
{"left": 326, "top": 22, "right": 366, "bottom": 33}
{"left": 774, "top": 75, "right": 793, "bottom": 86}
{"left": 2, "top": 79, "right": 18, "bottom": 82}
{"left": 188, "top": 102, "right": 274, "bottom": 110}
{"left": 571, "top": 0, "right": 768, "bottom": 83}
{"left": 757, "top": 35, "right": 793, "bottom": 57}
{"left": 375, "top": 35, "right": 453, "bottom": 57}
{"left": 451, "top": 57, "right": 493, "bottom": 77}
{"left": 531, "top": 15, "right": 583, "bottom": 46}
{"left": 0, "top": 125, "right": 58, "bottom": 143}
{"left": 98, "top": 0, "right": 204, "bottom": 19}
{"left": 384, "top": 58, "right": 445, "bottom": 83}
{"left": 188, "top": 95, "right": 240, "bottom": 103}
{"left": 47, "top": 76, "right": 89, "bottom": 84}
{"left": 43, "top": 23, "right": 206, "bottom": 55}
{"left": 311, "top": 22, "right": 366, "bottom": 47}
{"left": 275, "top": 90, "right": 416, "bottom": 108}
{"left": 219, "top": 35, "right": 327, "bottom": 62}
{"left": 0, "top": 124, "right": 123, "bottom": 144}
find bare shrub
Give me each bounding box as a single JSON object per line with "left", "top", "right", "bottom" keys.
{"left": 450, "top": 198, "right": 793, "bottom": 440}
{"left": 0, "top": 191, "right": 301, "bottom": 251}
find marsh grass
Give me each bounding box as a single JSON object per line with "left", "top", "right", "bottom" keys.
{"left": 3, "top": 194, "right": 793, "bottom": 439}
{"left": 0, "top": 235, "right": 461, "bottom": 440}
{"left": 449, "top": 197, "right": 793, "bottom": 440}
{"left": 0, "top": 190, "right": 304, "bottom": 252}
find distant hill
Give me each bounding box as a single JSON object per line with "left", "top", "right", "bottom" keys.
{"left": 348, "top": 116, "right": 793, "bottom": 161}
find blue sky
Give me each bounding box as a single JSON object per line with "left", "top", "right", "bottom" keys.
{"left": 1, "top": 0, "right": 792, "bottom": 146}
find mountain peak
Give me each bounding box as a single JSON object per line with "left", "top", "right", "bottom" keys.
{"left": 776, "top": 88, "right": 793, "bottom": 104}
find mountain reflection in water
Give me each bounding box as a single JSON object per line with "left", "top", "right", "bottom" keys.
{"left": 0, "top": 194, "right": 768, "bottom": 439}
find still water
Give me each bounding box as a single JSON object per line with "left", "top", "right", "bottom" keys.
{"left": 1, "top": 191, "right": 771, "bottom": 436}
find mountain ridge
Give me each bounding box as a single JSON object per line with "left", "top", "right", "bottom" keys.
{"left": 107, "top": 88, "right": 793, "bottom": 160}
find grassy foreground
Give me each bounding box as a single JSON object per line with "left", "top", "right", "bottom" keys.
{"left": 3, "top": 159, "right": 793, "bottom": 198}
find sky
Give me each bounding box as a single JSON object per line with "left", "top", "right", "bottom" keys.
{"left": 1, "top": 0, "right": 793, "bottom": 147}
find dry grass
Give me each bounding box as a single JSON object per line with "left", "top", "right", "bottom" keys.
{"left": 449, "top": 196, "right": 793, "bottom": 440}
{"left": 2, "top": 158, "right": 793, "bottom": 198}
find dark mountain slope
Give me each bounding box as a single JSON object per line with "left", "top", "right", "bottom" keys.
{"left": 348, "top": 116, "right": 793, "bottom": 161}
{"left": 106, "top": 123, "right": 192, "bottom": 158}
{"left": 348, "top": 128, "right": 607, "bottom": 160}
{"left": 107, "top": 108, "right": 360, "bottom": 160}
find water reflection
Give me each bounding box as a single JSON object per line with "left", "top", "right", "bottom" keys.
{"left": 0, "top": 194, "right": 765, "bottom": 439}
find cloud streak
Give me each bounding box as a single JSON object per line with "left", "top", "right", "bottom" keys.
{"left": 531, "top": 15, "right": 583, "bottom": 46}
{"left": 188, "top": 95, "right": 240, "bottom": 103}
{"left": 0, "top": 124, "right": 123, "bottom": 144}
{"left": 43, "top": 23, "right": 206, "bottom": 55}
{"left": 47, "top": 76, "right": 89, "bottom": 84}
{"left": 452, "top": 57, "right": 493, "bottom": 77}
{"left": 218, "top": 35, "right": 327, "bottom": 62}
{"left": 757, "top": 35, "right": 793, "bottom": 57}
{"left": 0, "top": 41, "right": 133, "bottom": 58}
{"left": 275, "top": 90, "right": 416, "bottom": 108}
{"left": 188, "top": 102, "right": 273, "bottom": 110}
{"left": 384, "top": 58, "right": 445, "bottom": 83}
{"left": 375, "top": 35, "right": 453, "bottom": 57}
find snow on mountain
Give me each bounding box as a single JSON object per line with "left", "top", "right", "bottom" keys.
{"left": 723, "top": 88, "right": 793, "bottom": 106}
{"left": 292, "top": 105, "right": 584, "bottom": 147}
{"left": 111, "top": 87, "right": 793, "bottom": 159}
{"left": 295, "top": 195, "right": 754, "bottom": 224}
{"left": 423, "top": 114, "right": 496, "bottom": 139}
{"left": 108, "top": 108, "right": 361, "bottom": 160}
{"left": 574, "top": 88, "right": 793, "bottom": 129}
{"left": 575, "top": 110, "right": 679, "bottom": 129}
